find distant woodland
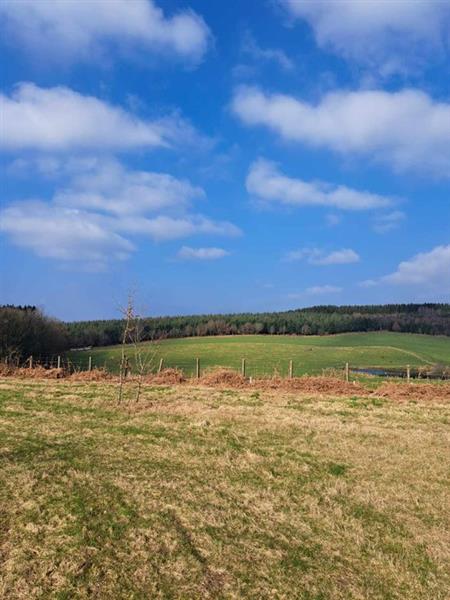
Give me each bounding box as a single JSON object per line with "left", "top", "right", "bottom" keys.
{"left": 66, "top": 303, "right": 450, "bottom": 349}
{"left": 1, "top": 303, "right": 449, "bottom": 361}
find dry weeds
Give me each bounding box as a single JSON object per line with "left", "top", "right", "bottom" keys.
{"left": 0, "top": 378, "right": 449, "bottom": 599}
{"left": 2, "top": 366, "right": 450, "bottom": 403}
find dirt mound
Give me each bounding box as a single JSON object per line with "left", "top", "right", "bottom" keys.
{"left": 374, "top": 382, "right": 450, "bottom": 402}
{"left": 198, "top": 368, "right": 247, "bottom": 388}
{"left": 258, "top": 376, "right": 367, "bottom": 396}
{"left": 148, "top": 368, "right": 186, "bottom": 384}
{"left": 70, "top": 368, "right": 112, "bottom": 382}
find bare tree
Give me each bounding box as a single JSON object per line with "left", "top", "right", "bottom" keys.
{"left": 117, "top": 292, "right": 158, "bottom": 404}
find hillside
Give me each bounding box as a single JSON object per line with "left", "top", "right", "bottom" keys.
{"left": 69, "top": 332, "right": 450, "bottom": 376}
{"left": 66, "top": 303, "right": 450, "bottom": 349}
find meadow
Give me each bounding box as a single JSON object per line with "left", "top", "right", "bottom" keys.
{"left": 69, "top": 332, "right": 450, "bottom": 377}
{"left": 1, "top": 377, "right": 449, "bottom": 599}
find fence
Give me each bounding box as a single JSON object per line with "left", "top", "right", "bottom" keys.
{"left": 3, "top": 354, "right": 450, "bottom": 382}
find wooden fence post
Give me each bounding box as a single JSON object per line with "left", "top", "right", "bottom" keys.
{"left": 196, "top": 358, "right": 200, "bottom": 379}
{"left": 345, "top": 362, "right": 349, "bottom": 383}
{"left": 29, "top": 355, "right": 33, "bottom": 369}
{"left": 57, "top": 355, "right": 61, "bottom": 369}
{"left": 406, "top": 364, "right": 410, "bottom": 383}
{"left": 88, "top": 356, "right": 92, "bottom": 372}
{"left": 158, "top": 358, "right": 164, "bottom": 373}
{"left": 241, "top": 358, "right": 246, "bottom": 377}
{"left": 289, "top": 360, "right": 293, "bottom": 379}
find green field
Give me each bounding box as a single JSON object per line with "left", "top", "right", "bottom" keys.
{"left": 69, "top": 332, "right": 450, "bottom": 377}
{"left": 1, "top": 378, "right": 449, "bottom": 598}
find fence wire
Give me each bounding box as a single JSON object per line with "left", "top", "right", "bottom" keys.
{"left": 3, "top": 353, "right": 450, "bottom": 381}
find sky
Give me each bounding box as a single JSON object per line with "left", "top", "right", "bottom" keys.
{"left": 0, "top": 0, "right": 449, "bottom": 321}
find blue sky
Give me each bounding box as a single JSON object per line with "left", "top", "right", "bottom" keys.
{"left": 1, "top": 0, "right": 449, "bottom": 321}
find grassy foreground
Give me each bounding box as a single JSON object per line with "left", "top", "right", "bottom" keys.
{"left": 1, "top": 379, "right": 449, "bottom": 599}
{"left": 69, "top": 332, "right": 450, "bottom": 377}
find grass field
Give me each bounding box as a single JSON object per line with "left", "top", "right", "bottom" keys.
{"left": 69, "top": 332, "right": 450, "bottom": 377}
{"left": 1, "top": 378, "right": 449, "bottom": 598}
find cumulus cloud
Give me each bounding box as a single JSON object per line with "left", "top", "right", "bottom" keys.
{"left": 54, "top": 158, "right": 204, "bottom": 215}
{"left": 0, "top": 158, "right": 241, "bottom": 265}
{"left": 0, "top": 0, "right": 211, "bottom": 66}
{"left": 0, "top": 202, "right": 134, "bottom": 263}
{"left": 373, "top": 210, "right": 406, "bottom": 234}
{"left": 280, "top": 0, "right": 450, "bottom": 75}
{"left": 120, "top": 215, "right": 240, "bottom": 242}
{"left": 286, "top": 247, "right": 360, "bottom": 265}
{"left": 359, "top": 245, "right": 450, "bottom": 292}
{"left": 382, "top": 245, "right": 450, "bottom": 288}
{"left": 246, "top": 159, "right": 390, "bottom": 210}
{"left": 176, "top": 246, "right": 230, "bottom": 260}
{"left": 232, "top": 87, "right": 450, "bottom": 176}
{"left": 0, "top": 83, "right": 208, "bottom": 152}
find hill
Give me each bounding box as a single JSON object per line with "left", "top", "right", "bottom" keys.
{"left": 66, "top": 303, "right": 450, "bottom": 349}
{"left": 69, "top": 332, "right": 450, "bottom": 376}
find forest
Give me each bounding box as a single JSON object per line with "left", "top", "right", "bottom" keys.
{"left": 1, "top": 303, "right": 449, "bottom": 362}
{"left": 1, "top": 303, "right": 449, "bottom": 360}
{"left": 66, "top": 303, "right": 450, "bottom": 349}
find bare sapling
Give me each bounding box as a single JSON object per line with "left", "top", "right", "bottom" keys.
{"left": 117, "top": 293, "right": 158, "bottom": 404}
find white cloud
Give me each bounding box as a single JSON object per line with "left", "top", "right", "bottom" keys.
{"left": 286, "top": 247, "right": 360, "bottom": 265}
{"left": 373, "top": 210, "right": 406, "bottom": 234}
{"left": 0, "top": 202, "right": 240, "bottom": 264}
{"left": 0, "top": 83, "right": 207, "bottom": 152}
{"left": 120, "top": 215, "right": 240, "bottom": 242}
{"left": 0, "top": 202, "right": 134, "bottom": 263}
{"left": 0, "top": 0, "right": 211, "bottom": 66}
{"left": 288, "top": 285, "right": 342, "bottom": 299}
{"left": 232, "top": 87, "right": 450, "bottom": 176}
{"left": 176, "top": 246, "right": 230, "bottom": 260}
{"left": 0, "top": 157, "right": 241, "bottom": 265}
{"left": 242, "top": 31, "right": 294, "bottom": 71}
{"left": 382, "top": 245, "right": 450, "bottom": 288}
{"left": 280, "top": 0, "right": 450, "bottom": 75}
{"left": 358, "top": 245, "right": 450, "bottom": 292}
{"left": 246, "top": 159, "right": 390, "bottom": 210}
{"left": 54, "top": 158, "right": 204, "bottom": 215}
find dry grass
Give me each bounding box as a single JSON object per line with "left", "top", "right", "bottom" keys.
{"left": 0, "top": 378, "right": 449, "bottom": 599}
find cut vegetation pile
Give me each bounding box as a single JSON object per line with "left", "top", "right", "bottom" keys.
{"left": 2, "top": 366, "right": 450, "bottom": 402}
{"left": 1, "top": 366, "right": 65, "bottom": 379}
{"left": 198, "top": 367, "right": 247, "bottom": 387}
{"left": 69, "top": 368, "right": 112, "bottom": 382}
{"left": 146, "top": 368, "right": 187, "bottom": 384}
{"left": 375, "top": 381, "right": 450, "bottom": 402}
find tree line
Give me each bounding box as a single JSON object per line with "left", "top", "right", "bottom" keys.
{"left": 1, "top": 303, "right": 448, "bottom": 361}
{"left": 66, "top": 303, "right": 450, "bottom": 348}
{"left": 0, "top": 305, "right": 68, "bottom": 362}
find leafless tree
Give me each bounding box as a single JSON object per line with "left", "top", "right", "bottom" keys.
{"left": 117, "top": 292, "right": 158, "bottom": 404}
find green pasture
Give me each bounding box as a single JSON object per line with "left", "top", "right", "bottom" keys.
{"left": 68, "top": 332, "right": 450, "bottom": 377}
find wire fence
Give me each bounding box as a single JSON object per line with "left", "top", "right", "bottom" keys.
{"left": 3, "top": 353, "right": 450, "bottom": 381}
